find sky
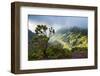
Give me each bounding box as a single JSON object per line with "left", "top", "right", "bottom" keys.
{"left": 28, "top": 15, "right": 88, "bottom": 33}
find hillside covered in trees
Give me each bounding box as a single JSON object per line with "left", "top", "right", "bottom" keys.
{"left": 28, "top": 25, "right": 88, "bottom": 60}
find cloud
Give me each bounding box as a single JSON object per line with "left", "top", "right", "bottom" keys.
{"left": 28, "top": 15, "right": 88, "bottom": 33}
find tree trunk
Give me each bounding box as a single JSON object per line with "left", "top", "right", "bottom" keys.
{"left": 43, "top": 41, "right": 48, "bottom": 59}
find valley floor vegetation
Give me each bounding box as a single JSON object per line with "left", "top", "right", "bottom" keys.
{"left": 28, "top": 25, "right": 88, "bottom": 60}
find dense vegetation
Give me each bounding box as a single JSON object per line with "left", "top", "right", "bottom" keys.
{"left": 28, "top": 25, "right": 88, "bottom": 60}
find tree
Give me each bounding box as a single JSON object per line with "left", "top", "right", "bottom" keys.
{"left": 34, "top": 25, "right": 55, "bottom": 59}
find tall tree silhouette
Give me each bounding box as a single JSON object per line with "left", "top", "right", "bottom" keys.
{"left": 35, "top": 25, "right": 55, "bottom": 58}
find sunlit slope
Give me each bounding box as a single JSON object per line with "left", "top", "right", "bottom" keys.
{"left": 49, "top": 29, "right": 88, "bottom": 50}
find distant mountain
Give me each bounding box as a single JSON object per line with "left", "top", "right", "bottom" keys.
{"left": 49, "top": 27, "right": 88, "bottom": 50}
{"left": 69, "top": 27, "right": 88, "bottom": 35}
{"left": 28, "top": 30, "right": 35, "bottom": 41}
{"left": 56, "top": 26, "right": 88, "bottom": 35}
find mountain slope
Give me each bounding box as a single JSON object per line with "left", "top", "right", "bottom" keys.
{"left": 28, "top": 30, "right": 35, "bottom": 41}
{"left": 48, "top": 27, "right": 88, "bottom": 50}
